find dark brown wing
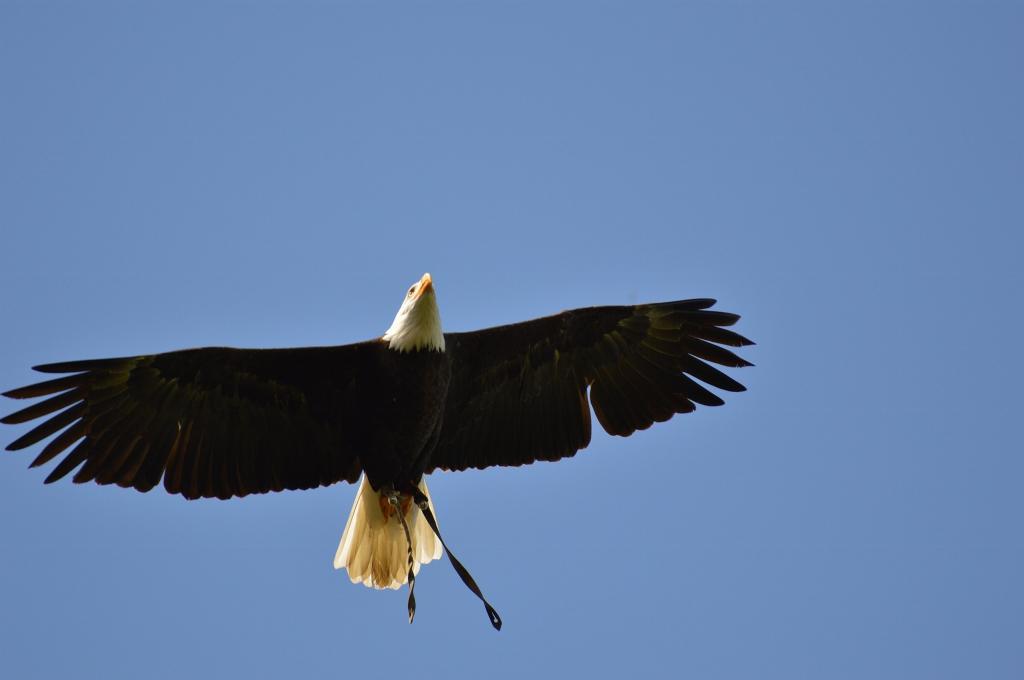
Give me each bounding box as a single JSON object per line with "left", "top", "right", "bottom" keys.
{"left": 428, "top": 299, "right": 753, "bottom": 472}
{"left": 2, "top": 344, "right": 377, "bottom": 499}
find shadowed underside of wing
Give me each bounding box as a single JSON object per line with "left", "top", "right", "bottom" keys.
{"left": 2, "top": 346, "right": 368, "bottom": 499}
{"left": 429, "top": 298, "right": 753, "bottom": 472}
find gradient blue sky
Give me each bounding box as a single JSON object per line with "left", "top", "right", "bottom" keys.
{"left": 1, "top": 2, "right": 1021, "bottom": 678}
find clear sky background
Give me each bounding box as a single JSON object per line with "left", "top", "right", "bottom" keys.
{"left": 1, "top": 2, "right": 1021, "bottom": 678}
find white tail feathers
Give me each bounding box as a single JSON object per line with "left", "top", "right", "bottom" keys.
{"left": 333, "top": 475, "right": 443, "bottom": 590}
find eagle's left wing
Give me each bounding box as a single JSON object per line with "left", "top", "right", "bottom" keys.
{"left": 428, "top": 298, "right": 753, "bottom": 473}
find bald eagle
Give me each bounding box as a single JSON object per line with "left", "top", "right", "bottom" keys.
{"left": 3, "top": 274, "right": 753, "bottom": 628}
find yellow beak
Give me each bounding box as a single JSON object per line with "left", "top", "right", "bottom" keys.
{"left": 417, "top": 273, "right": 433, "bottom": 298}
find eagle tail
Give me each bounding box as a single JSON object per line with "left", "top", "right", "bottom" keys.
{"left": 334, "top": 475, "right": 442, "bottom": 589}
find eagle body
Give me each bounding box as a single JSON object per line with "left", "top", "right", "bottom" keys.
{"left": 3, "top": 272, "right": 755, "bottom": 623}
{"left": 352, "top": 340, "right": 450, "bottom": 492}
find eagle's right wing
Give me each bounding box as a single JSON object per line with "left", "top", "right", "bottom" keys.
{"left": 3, "top": 344, "right": 378, "bottom": 499}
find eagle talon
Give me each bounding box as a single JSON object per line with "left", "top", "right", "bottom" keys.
{"left": 379, "top": 486, "right": 416, "bottom": 520}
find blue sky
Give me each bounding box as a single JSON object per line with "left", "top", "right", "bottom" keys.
{"left": 1, "top": 2, "right": 1021, "bottom": 678}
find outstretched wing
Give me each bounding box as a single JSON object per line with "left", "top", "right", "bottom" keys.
{"left": 3, "top": 344, "right": 377, "bottom": 499}
{"left": 428, "top": 299, "right": 753, "bottom": 472}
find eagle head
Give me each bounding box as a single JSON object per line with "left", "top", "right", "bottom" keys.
{"left": 382, "top": 273, "right": 445, "bottom": 352}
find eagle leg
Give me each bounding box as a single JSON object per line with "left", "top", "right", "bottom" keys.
{"left": 378, "top": 484, "right": 414, "bottom": 520}
{"left": 381, "top": 486, "right": 419, "bottom": 624}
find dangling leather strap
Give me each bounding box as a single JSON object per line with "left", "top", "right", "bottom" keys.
{"left": 392, "top": 498, "right": 418, "bottom": 624}
{"left": 409, "top": 485, "right": 503, "bottom": 630}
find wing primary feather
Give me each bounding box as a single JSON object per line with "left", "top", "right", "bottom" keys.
{"left": 674, "top": 374, "right": 726, "bottom": 407}
{"left": 2, "top": 388, "right": 84, "bottom": 424}
{"left": 684, "top": 325, "right": 755, "bottom": 347}
{"left": 30, "top": 421, "right": 87, "bottom": 468}
{"left": 44, "top": 439, "right": 91, "bottom": 483}
{"left": 3, "top": 374, "right": 85, "bottom": 399}
{"left": 5, "top": 403, "right": 86, "bottom": 451}
{"left": 653, "top": 299, "right": 716, "bottom": 312}
{"left": 680, "top": 337, "right": 754, "bottom": 368}
{"left": 662, "top": 310, "right": 741, "bottom": 327}
{"left": 680, "top": 356, "right": 747, "bottom": 392}
{"left": 32, "top": 357, "right": 138, "bottom": 374}
{"left": 674, "top": 396, "right": 697, "bottom": 414}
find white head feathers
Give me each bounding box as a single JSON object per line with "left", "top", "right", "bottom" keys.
{"left": 382, "top": 273, "right": 445, "bottom": 353}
